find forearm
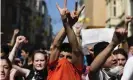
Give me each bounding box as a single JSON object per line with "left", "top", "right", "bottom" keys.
{"left": 76, "top": 34, "right": 82, "bottom": 47}
{"left": 49, "top": 27, "right": 66, "bottom": 63}
{"left": 13, "top": 65, "right": 30, "bottom": 77}
{"left": 63, "top": 22, "right": 79, "bottom": 51}
{"left": 52, "top": 27, "right": 66, "bottom": 47}
{"left": 10, "top": 34, "right": 16, "bottom": 46}
{"left": 90, "top": 42, "right": 117, "bottom": 73}
{"left": 9, "top": 43, "right": 19, "bottom": 62}
{"left": 63, "top": 22, "right": 83, "bottom": 66}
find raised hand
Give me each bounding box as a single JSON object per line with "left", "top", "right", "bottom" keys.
{"left": 125, "top": 16, "right": 133, "bottom": 24}
{"left": 74, "top": 22, "right": 83, "bottom": 36}
{"left": 9, "top": 36, "right": 28, "bottom": 63}
{"left": 56, "top": 0, "right": 69, "bottom": 21}
{"left": 112, "top": 16, "right": 133, "bottom": 45}
{"left": 16, "top": 36, "right": 28, "bottom": 44}
{"left": 70, "top": 2, "right": 85, "bottom": 26}
{"left": 124, "top": 16, "right": 133, "bottom": 35}
{"left": 124, "top": 16, "right": 133, "bottom": 29}
{"left": 56, "top": 0, "right": 85, "bottom": 26}
{"left": 14, "top": 29, "right": 19, "bottom": 35}
{"left": 112, "top": 27, "right": 128, "bottom": 45}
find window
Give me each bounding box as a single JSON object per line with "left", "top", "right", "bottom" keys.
{"left": 113, "top": 6, "right": 116, "bottom": 16}
{"left": 112, "top": 0, "right": 116, "bottom": 17}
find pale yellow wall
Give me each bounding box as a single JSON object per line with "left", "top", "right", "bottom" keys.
{"left": 84, "top": 0, "right": 93, "bottom": 26}
{"left": 84, "top": 0, "right": 106, "bottom": 28}
{"left": 93, "top": 0, "right": 106, "bottom": 27}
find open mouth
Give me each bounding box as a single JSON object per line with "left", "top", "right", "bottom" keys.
{"left": 36, "top": 66, "right": 43, "bottom": 68}
{"left": 36, "top": 66, "right": 42, "bottom": 67}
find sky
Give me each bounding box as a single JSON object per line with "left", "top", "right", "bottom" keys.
{"left": 45, "top": 0, "right": 76, "bottom": 34}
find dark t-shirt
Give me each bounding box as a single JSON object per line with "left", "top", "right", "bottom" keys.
{"left": 26, "top": 68, "right": 48, "bottom": 80}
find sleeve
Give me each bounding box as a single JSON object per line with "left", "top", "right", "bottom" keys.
{"left": 121, "top": 57, "right": 133, "bottom": 80}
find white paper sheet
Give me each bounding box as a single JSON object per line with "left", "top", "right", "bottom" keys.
{"left": 81, "top": 28, "right": 115, "bottom": 55}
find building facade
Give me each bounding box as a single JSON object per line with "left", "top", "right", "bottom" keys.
{"left": 1, "top": 0, "right": 52, "bottom": 49}
{"left": 79, "top": 0, "right": 106, "bottom": 28}
{"left": 106, "top": 0, "right": 133, "bottom": 37}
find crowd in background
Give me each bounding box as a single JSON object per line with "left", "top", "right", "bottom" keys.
{"left": 1, "top": 0, "right": 133, "bottom": 80}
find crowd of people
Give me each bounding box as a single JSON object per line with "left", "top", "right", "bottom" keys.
{"left": 1, "top": 0, "right": 133, "bottom": 80}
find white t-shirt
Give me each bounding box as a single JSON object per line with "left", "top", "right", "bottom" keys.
{"left": 121, "top": 57, "right": 133, "bottom": 80}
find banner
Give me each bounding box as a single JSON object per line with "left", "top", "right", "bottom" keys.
{"left": 81, "top": 28, "right": 115, "bottom": 55}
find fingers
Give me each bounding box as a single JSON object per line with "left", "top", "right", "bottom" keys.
{"left": 18, "top": 36, "right": 25, "bottom": 41}
{"left": 126, "top": 16, "right": 133, "bottom": 19}
{"left": 14, "top": 29, "right": 19, "bottom": 34}
{"left": 16, "top": 36, "right": 27, "bottom": 43}
{"left": 71, "top": 11, "right": 75, "bottom": 18}
{"left": 75, "top": 1, "right": 78, "bottom": 11}
{"left": 124, "top": 16, "right": 133, "bottom": 30}
{"left": 64, "top": 0, "right": 67, "bottom": 8}
{"left": 113, "top": 28, "right": 127, "bottom": 44}
{"left": 125, "top": 16, "right": 133, "bottom": 23}
{"left": 115, "top": 28, "right": 128, "bottom": 36}
{"left": 57, "top": 0, "right": 67, "bottom": 10}
{"left": 14, "top": 29, "right": 19, "bottom": 31}
{"left": 75, "top": 23, "right": 83, "bottom": 29}
{"left": 66, "top": 9, "right": 71, "bottom": 18}
{"left": 78, "top": 4, "right": 85, "bottom": 17}
{"left": 24, "top": 40, "right": 28, "bottom": 43}
{"left": 56, "top": 2, "right": 61, "bottom": 13}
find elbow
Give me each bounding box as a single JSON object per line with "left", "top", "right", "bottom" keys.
{"left": 89, "top": 66, "right": 99, "bottom": 74}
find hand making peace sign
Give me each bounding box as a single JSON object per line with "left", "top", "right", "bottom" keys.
{"left": 56, "top": 0, "right": 85, "bottom": 26}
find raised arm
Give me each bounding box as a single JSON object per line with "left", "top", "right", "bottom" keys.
{"left": 56, "top": 0, "right": 85, "bottom": 66}
{"left": 73, "top": 23, "right": 83, "bottom": 46}
{"left": 12, "top": 65, "right": 30, "bottom": 78}
{"left": 121, "top": 16, "right": 133, "bottom": 52}
{"left": 49, "top": 27, "right": 66, "bottom": 63}
{"left": 9, "top": 36, "right": 27, "bottom": 62}
{"left": 124, "top": 16, "right": 133, "bottom": 30}
{"left": 10, "top": 29, "right": 19, "bottom": 46}
{"left": 89, "top": 27, "right": 128, "bottom": 75}
{"left": 118, "top": 16, "right": 133, "bottom": 53}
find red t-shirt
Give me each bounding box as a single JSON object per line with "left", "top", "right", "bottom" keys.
{"left": 47, "top": 58, "right": 83, "bottom": 80}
